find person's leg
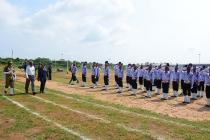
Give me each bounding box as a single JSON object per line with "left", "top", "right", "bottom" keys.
{"left": 183, "top": 83, "right": 188, "bottom": 103}
{"left": 206, "top": 85, "right": 210, "bottom": 107}
{"left": 9, "top": 80, "right": 14, "bottom": 96}
{"left": 42, "top": 80, "right": 46, "bottom": 93}
{"left": 30, "top": 76, "right": 35, "bottom": 95}
{"left": 187, "top": 84, "right": 191, "bottom": 103}
{"left": 25, "top": 78, "right": 30, "bottom": 93}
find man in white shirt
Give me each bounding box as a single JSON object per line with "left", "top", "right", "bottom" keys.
{"left": 25, "top": 61, "right": 36, "bottom": 95}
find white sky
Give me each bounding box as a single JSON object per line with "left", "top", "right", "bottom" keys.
{"left": 0, "top": 0, "right": 210, "bottom": 64}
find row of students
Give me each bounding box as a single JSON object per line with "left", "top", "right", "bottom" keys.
{"left": 68, "top": 61, "right": 210, "bottom": 107}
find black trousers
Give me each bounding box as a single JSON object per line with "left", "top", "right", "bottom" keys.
{"left": 126, "top": 76, "right": 129, "bottom": 84}
{"left": 132, "top": 79, "right": 137, "bottom": 89}
{"left": 206, "top": 85, "right": 210, "bottom": 98}
{"left": 183, "top": 83, "right": 191, "bottom": 96}
{"left": 191, "top": 82, "right": 198, "bottom": 93}
{"left": 104, "top": 76, "right": 109, "bottom": 85}
{"left": 82, "top": 74, "right": 86, "bottom": 82}
{"left": 117, "top": 78, "right": 123, "bottom": 87}
{"left": 172, "top": 81, "right": 179, "bottom": 91}
{"left": 139, "top": 77, "right": 143, "bottom": 85}
{"left": 144, "top": 79, "right": 147, "bottom": 88}
{"left": 115, "top": 75, "right": 118, "bottom": 84}
{"left": 156, "top": 79, "right": 162, "bottom": 89}
{"left": 48, "top": 72, "right": 52, "bottom": 80}
{"left": 162, "top": 82, "right": 169, "bottom": 93}
{"left": 40, "top": 80, "right": 46, "bottom": 92}
{"left": 91, "top": 75, "right": 96, "bottom": 84}
{"left": 198, "top": 81, "right": 205, "bottom": 91}
{"left": 181, "top": 80, "right": 184, "bottom": 90}
{"left": 146, "top": 80, "right": 152, "bottom": 91}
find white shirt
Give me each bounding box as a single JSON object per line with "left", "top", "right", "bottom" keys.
{"left": 26, "top": 65, "right": 35, "bottom": 78}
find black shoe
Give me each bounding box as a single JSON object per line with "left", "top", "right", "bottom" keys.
{"left": 32, "top": 92, "right": 36, "bottom": 95}
{"left": 205, "top": 105, "right": 210, "bottom": 107}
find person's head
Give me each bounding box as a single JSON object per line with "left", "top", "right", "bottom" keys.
{"left": 165, "top": 66, "right": 169, "bottom": 72}
{"left": 188, "top": 63, "right": 193, "bottom": 68}
{"left": 148, "top": 64, "right": 152, "bottom": 71}
{"left": 29, "top": 61, "right": 33, "bottom": 66}
{"left": 175, "top": 65, "right": 178, "bottom": 72}
{"left": 119, "top": 62, "right": 123, "bottom": 68}
{"left": 140, "top": 64, "right": 143, "bottom": 69}
{"left": 187, "top": 66, "right": 191, "bottom": 73}
{"left": 8, "top": 61, "right": 12, "bottom": 67}
{"left": 41, "top": 63, "right": 45, "bottom": 68}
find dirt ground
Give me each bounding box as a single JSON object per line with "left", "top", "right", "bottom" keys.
{"left": 15, "top": 72, "right": 210, "bottom": 121}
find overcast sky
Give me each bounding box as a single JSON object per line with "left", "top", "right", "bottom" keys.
{"left": 0, "top": 0, "right": 210, "bottom": 64}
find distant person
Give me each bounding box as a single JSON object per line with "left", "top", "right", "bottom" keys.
{"left": 38, "top": 64, "right": 48, "bottom": 93}
{"left": 161, "top": 65, "right": 171, "bottom": 100}
{"left": 197, "top": 66, "right": 205, "bottom": 98}
{"left": 81, "top": 62, "right": 88, "bottom": 87}
{"left": 37, "top": 63, "right": 42, "bottom": 80}
{"left": 91, "top": 62, "right": 97, "bottom": 88}
{"left": 117, "top": 62, "right": 124, "bottom": 94}
{"left": 171, "top": 65, "right": 180, "bottom": 97}
{"left": 137, "top": 65, "right": 144, "bottom": 90}
{"left": 182, "top": 66, "right": 193, "bottom": 103}
{"left": 47, "top": 63, "right": 52, "bottom": 80}
{"left": 102, "top": 61, "right": 110, "bottom": 91}
{"left": 69, "top": 63, "right": 78, "bottom": 85}
{"left": 114, "top": 64, "right": 119, "bottom": 89}
{"left": 25, "top": 61, "right": 36, "bottom": 95}
{"left": 131, "top": 64, "right": 138, "bottom": 96}
{"left": 204, "top": 67, "right": 210, "bottom": 107}
{"left": 3, "top": 61, "right": 16, "bottom": 96}
{"left": 22, "top": 60, "right": 28, "bottom": 72}
{"left": 126, "top": 64, "right": 132, "bottom": 90}
{"left": 145, "top": 65, "right": 154, "bottom": 98}
{"left": 95, "top": 63, "right": 100, "bottom": 86}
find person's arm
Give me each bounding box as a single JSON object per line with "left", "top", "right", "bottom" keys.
{"left": 25, "top": 66, "right": 29, "bottom": 79}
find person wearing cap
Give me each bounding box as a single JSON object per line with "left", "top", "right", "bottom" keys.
{"left": 114, "top": 64, "right": 119, "bottom": 89}
{"left": 198, "top": 66, "right": 206, "bottom": 98}
{"left": 38, "top": 63, "right": 48, "bottom": 93}
{"left": 25, "top": 61, "right": 36, "bottom": 95}
{"left": 161, "top": 65, "right": 171, "bottom": 100}
{"left": 145, "top": 65, "right": 154, "bottom": 98}
{"left": 102, "top": 61, "right": 110, "bottom": 91}
{"left": 117, "top": 62, "right": 124, "bottom": 93}
{"left": 126, "top": 64, "right": 132, "bottom": 90}
{"left": 170, "top": 65, "right": 180, "bottom": 97}
{"left": 154, "top": 65, "right": 162, "bottom": 95}
{"left": 182, "top": 66, "right": 193, "bottom": 103}
{"left": 81, "top": 62, "right": 88, "bottom": 87}
{"left": 138, "top": 65, "right": 144, "bottom": 90}
{"left": 3, "top": 61, "right": 16, "bottom": 96}
{"left": 69, "top": 63, "right": 78, "bottom": 85}
{"left": 131, "top": 64, "right": 138, "bottom": 96}
{"left": 204, "top": 67, "right": 210, "bottom": 107}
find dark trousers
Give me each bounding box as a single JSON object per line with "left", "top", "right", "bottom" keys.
{"left": 25, "top": 75, "right": 35, "bottom": 93}
{"left": 198, "top": 81, "right": 205, "bottom": 91}
{"left": 139, "top": 77, "right": 143, "bottom": 85}
{"left": 40, "top": 80, "right": 46, "bottom": 93}
{"left": 104, "top": 76, "right": 109, "bottom": 85}
{"left": 126, "top": 76, "right": 129, "bottom": 84}
{"left": 82, "top": 74, "right": 86, "bottom": 82}
{"left": 5, "top": 79, "right": 14, "bottom": 88}
{"left": 144, "top": 79, "right": 147, "bottom": 88}
{"left": 172, "top": 81, "right": 179, "bottom": 91}
{"left": 206, "top": 85, "right": 210, "bottom": 98}
{"left": 115, "top": 75, "right": 118, "bottom": 85}
{"left": 156, "top": 79, "right": 162, "bottom": 89}
{"left": 48, "top": 72, "right": 52, "bottom": 80}
{"left": 183, "top": 83, "right": 191, "bottom": 96}
{"left": 91, "top": 75, "right": 96, "bottom": 84}
{"left": 132, "top": 79, "right": 137, "bottom": 89}
{"left": 181, "top": 80, "right": 184, "bottom": 90}
{"left": 191, "top": 82, "right": 198, "bottom": 93}
{"left": 162, "top": 82, "right": 169, "bottom": 93}
{"left": 146, "top": 80, "right": 152, "bottom": 91}
{"left": 117, "top": 78, "right": 123, "bottom": 87}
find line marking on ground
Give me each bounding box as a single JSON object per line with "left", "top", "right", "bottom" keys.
{"left": 14, "top": 88, "right": 157, "bottom": 139}
{"left": 45, "top": 89, "right": 210, "bottom": 132}
{"left": 2, "top": 95, "right": 91, "bottom": 140}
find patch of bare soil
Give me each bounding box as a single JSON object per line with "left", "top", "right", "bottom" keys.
{"left": 15, "top": 72, "right": 210, "bottom": 121}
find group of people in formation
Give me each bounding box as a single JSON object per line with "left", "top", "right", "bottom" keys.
{"left": 3, "top": 60, "right": 52, "bottom": 96}
{"left": 69, "top": 61, "right": 210, "bottom": 107}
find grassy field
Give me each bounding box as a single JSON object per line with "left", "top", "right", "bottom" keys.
{"left": 1, "top": 67, "right": 210, "bottom": 140}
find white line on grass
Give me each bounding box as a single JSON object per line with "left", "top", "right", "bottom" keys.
{"left": 2, "top": 95, "right": 91, "bottom": 140}
{"left": 14, "top": 89, "right": 157, "bottom": 139}
{"left": 45, "top": 89, "right": 210, "bottom": 133}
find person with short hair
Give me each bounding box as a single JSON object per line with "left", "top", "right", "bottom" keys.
{"left": 69, "top": 63, "right": 78, "bottom": 85}
{"left": 117, "top": 62, "right": 124, "bottom": 94}
{"left": 38, "top": 64, "right": 48, "bottom": 93}
{"left": 161, "top": 65, "right": 171, "bottom": 100}
{"left": 3, "top": 61, "right": 16, "bottom": 96}
{"left": 170, "top": 65, "right": 180, "bottom": 97}
{"left": 137, "top": 65, "right": 144, "bottom": 90}
{"left": 198, "top": 66, "right": 205, "bottom": 98}
{"left": 126, "top": 64, "right": 132, "bottom": 90}
{"left": 131, "top": 64, "right": 138, "bottom": 96}
{"left": 103, "top": 61, "right": 110, "bottom": 91}
{"left": 25, "top": 61, "right": 36, "bottom": 95}
{"left": 114, "top": 64, "right": 119, "bottom": 89}
{"left": 81, "top": 62, "right": 88, "bottom": 87}
{"left": 191, "top": 66, "right": 199, "bottom": 100}
{"left": 145, "top": 65, "right": 154, "bottom": 98}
